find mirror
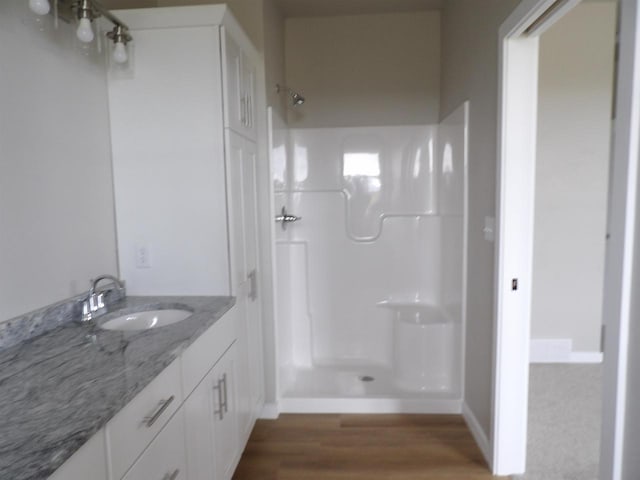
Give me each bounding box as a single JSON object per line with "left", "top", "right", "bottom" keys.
{"left": 0, "top": 1, "right": 119, "bottom": 323}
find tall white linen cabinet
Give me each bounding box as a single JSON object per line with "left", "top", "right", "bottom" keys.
{"left": 107, "top": 5, "right": 265, "bottom": 480}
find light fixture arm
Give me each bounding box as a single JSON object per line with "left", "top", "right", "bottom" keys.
{"left": 90, "top": 0, "right": 131, "bottom": 34}
{"left": 107, "top": 24, "right": 132, "bottom": 45}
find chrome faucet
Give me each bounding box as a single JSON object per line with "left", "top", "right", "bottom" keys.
{"left": 81, "top": 274, "right": 126, "bottom": 322}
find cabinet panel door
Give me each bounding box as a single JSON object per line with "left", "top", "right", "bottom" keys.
{"left": 222, "top": 28, "right": 245, "bottom": 134}
{"left": 225, "top": 132, "right": 264, "bottom": 436}
{"left": 185, "top": 344, "right": 239, "bottom": 480}
{"left": 181, "top": 307, "right": 238, "bottom": 397}
{"left": 211, "top": 345, "right": 239, "bottom": 480}
{"left": 241, "top": 52, "right": 257, "bottom": 140}
{"left": 184, "top": 375, "right": 216, "bottom": 480}
{"left": 122, "top": 411, "right": 187, "bottom": 480}
{"left": 242, "top": 140, "right": 264, "bottom": 414}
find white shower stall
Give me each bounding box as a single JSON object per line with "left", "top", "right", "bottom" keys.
{"left": 269, "top": 103, "right": 468, "bottom": 413}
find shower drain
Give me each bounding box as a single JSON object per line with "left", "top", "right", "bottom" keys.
{"left": 359, "top": 375, "right": 375, "bottom": 382}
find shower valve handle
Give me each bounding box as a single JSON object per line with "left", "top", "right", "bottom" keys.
{"left": 275, "top": 206, "right": 301, "bottom": 231}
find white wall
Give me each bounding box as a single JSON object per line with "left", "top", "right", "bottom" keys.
{"left": 284, "top": 12, "right": 441, "bottom": 128}
{"left": 531, "top": 2, "right": 616, "bottom": 356}
{"left": 0, "top": 1, "right": 118, "bottom": 322}
{"left": 155, "top": 0, "right": 265, "bottom": 51}
{"left": 440, "top": 0, "right": 519, "bottom": 436}
{"left": 108, "top": 22, "right": 230, "bottom": 296}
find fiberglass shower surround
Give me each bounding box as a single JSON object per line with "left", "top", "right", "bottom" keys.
{"left": 272, "top": 103, "right": 468, "bottom": 413}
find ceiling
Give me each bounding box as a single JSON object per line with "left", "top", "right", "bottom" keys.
{"left": 101, "top": 0, "right": 444, "bottom": 16}
{"left": 275, "top": 0, "right": 444, "bottom": 18}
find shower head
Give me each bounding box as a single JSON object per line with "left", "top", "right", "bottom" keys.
{"left": 276, "top": 84, "right": 305, "bottom": 106}
{"left": 291, "top": 92, "right": 305, "bottom": 106}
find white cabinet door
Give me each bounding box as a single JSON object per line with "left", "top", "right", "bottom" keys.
{"left": 222, "top": 28, "right": 245, "bottom": 135}
{"left": 225, "top": 131, "right": 264, "bottom": 440}
{"left": 241, "top": 52, "right": 257, "bottom": 140}
{"left": 184, "top": 343, "right": 240, "bottom": 480}
{"left": 210, "top": 345, "right": 239, "bottom": 480}
{"left": 183, "top": 373, "right": 216, "bottom": 480}
{"left": 121, "top": 410, "right": 187, "bottom": 480}
{"left": 222, "top": 27, "right": 258, "bottom": 140}
{"left": 241, "top": 140, "right": 265, "bottom": 414}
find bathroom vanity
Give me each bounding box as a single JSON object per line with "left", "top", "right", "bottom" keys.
{"left": 0, "top": 295, "right": 259, "bottom": 480}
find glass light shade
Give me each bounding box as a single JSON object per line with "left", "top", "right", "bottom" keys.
{"left": 28, "top": 0, "right": 50, "bottom": 15}
{"left": 76, "top": 17, "right": 94, "bottom": 43}
{"left": 113, "top": 41, "right": 128, "bottom": 64}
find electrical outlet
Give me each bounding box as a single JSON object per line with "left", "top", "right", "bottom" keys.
{"left": 135, "top": 244, "right": 152, "bottom": 269}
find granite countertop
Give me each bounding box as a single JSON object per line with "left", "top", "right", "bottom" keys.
{"left": 0, "top": 295, "right": 235, "bottom": 480}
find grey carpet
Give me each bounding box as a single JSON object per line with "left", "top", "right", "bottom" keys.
{"left": 517, "top": 364, "right": 602, "bottom": 480}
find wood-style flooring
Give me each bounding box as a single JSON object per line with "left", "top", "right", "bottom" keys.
{"left": 232, "top": 414, "right": 505, "bottom": 479}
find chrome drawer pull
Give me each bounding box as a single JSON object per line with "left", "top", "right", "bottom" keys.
{"left": 144, "top": 395, "right": 175, "bottom": 428}
{"left": 221, "top": 373, "right": 228, "bottom": 413}
{"left": 213, "top": 379, "right": 224, "bottom": 420}
{"left": 162, "top": 469, "right": 180, "bottom": 480}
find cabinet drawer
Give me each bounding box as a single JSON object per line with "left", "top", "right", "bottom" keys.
{"left": 106, "top": 360, "right": 182, "bottom": 480}
{"left": 122, "top": 410, "right": 187, "bottom": 480}
{"left": 48, "top": 429, "right": 108, "bottom": 480}
{"left": 181, "top": 306, "right": 237, "bottom": 396}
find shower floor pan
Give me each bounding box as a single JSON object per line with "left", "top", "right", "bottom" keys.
{"left": 279, "top": 365, "right": 462, "bottom": 414}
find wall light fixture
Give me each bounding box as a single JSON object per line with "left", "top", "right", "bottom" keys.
{"left": 27, "top": 0, "right": 133, "bottom": 64}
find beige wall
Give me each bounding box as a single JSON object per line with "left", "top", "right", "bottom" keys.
{"left": 440, "top": 0, "right": 518, "bottom": 436}
{"left": 284, "top": 12, "right": 441, "bottom": 127}
{"left": 263, "top": 0, "right": 287, "bottom": 118}
{"left": 532, "top": 3, "right": 616, "bottom": 353}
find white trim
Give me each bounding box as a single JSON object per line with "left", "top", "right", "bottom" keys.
{"left": 493, "top": 33, "right": 539, "bottom": 477}
{"left": 494, "top": 0, "right": 583, "bottom": 475}
{"left": 529, "top": 338, "right": 572, "bottom": 363}
{"left": 461, "top": 101, "right": 470, "bottom": 403}
{"left": 279, "top": 398, "right": 462, "bottom": 414}
{"left": 569, "top": 352, "right": 604, "bottom": 364}
{"left": 463, "top": 402, "right": 491, "bottom": 468}
{"left": 529, "top": 339, "right": 604, "bottom": 363}
{"left": 599, "top": 1, "right": 640, "bottom": 478}
{"left": 259, "top": 402, "right": 280, "bottom": 419}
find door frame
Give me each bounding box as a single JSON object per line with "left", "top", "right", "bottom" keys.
{"left": 494, "top": 0, "right": 640, "bottom": 476}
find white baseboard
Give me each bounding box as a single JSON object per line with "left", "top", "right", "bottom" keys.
{"left": 530, "top": 338, "right": 572, "bottom": 362}
{"left": 462, "top": 401, "right": 491, "bottom": 468}
{"left": 279, "top": 397, "right": 463, "bottom": 414}
{"left": 259, "top": 402, "right": 280, "bottom": 419}
{"left": 568, "top": 351, "right": 603, "bottom": 363}
{"left": 530, "top": 339, "right": 603, "bottom": 364}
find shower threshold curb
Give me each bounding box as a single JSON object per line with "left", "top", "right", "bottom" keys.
{"left": 278, "top": 397, "right": 463, "bottom": 414}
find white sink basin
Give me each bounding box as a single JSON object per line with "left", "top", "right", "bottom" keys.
{"left": 100, "top": 309, "right": 193, "bottom": 331}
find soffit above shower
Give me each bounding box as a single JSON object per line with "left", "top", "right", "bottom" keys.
{"left": 275, "top": 0, "right": 443, "bottom": 18}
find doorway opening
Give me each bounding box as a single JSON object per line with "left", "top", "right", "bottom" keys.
{"left": 495, "top": 0, "right": 640, "bottom": 477}
{"left": 524, "top": 3, "right": 616, "bottom": 478}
